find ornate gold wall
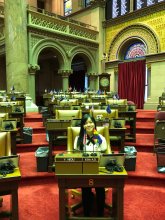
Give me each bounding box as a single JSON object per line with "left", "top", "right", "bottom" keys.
{"left": 105, "top": 7, "right": 165, "bottom": 59}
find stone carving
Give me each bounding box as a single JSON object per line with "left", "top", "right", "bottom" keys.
{"left": 0, "top": 4, "right": 4, "bottom": 16}
{"left": 58, "top": 69, "right": 73, "bottom": 77}
{"left": 30, "top": 36, "right": 43, "bottom": 49}
{"left": 28, "top": 64, "right": 40, "bottom": 74}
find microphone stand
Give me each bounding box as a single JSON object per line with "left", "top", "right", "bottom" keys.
{"left": 91, "top": 143, "right": 97, "bottom": 157}
{"left": 82, "top": 144, "right": 89, "bottom": 157}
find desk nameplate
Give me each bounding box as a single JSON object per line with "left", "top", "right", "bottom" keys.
{"left": 46, "top": 119, "right": 71, "bottom": 130}
{"left": 55, "top": 153, "right": 99, "bottom": 174}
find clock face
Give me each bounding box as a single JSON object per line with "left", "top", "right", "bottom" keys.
{"left": 100, "top": 77, "right": 109, "bottom": 87}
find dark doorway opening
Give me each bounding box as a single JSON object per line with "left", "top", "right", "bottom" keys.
{"left": 35, "top": 48, "right": 60, "bottom": 106}
{"left": 70, "top": 55, "right": 87, "bottom": 92}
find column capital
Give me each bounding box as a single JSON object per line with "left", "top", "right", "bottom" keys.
{"left": 87, "top": 72, "right": 99, "bottom": 80}
{"left": 28, "top": 64, "right": 40, "bottom": 74}
{"left": 58, "top": 69, "right": 73, "bottom": 77}
{"left": 87, "top": 72, "right": 98, "bottom": 76}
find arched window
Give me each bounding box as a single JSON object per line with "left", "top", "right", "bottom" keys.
{"left": 64, "top": 0, "right": 72, "bottom": 16}
{"left": 85, "top": 0, "right": 91, "bottom": 7}
{"left": 124, "top": 42, "right": 146, "bottom": 60}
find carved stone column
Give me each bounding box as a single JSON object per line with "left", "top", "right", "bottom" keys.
{"left": 28, "top": 64, "right": 40, "bottom": 102}
{"left": 58, "top": 69, "right": 73, "bottom": 92}
{"left": 52, "top": 0, "right": 64, "bottom": 16}
{"left": 4, "top": 0, "right": 28, "bottom": 93}
{"left": 87, "top": 73, "right": 99, "bottom": 91}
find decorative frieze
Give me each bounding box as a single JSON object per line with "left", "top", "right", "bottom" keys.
{"left": 28, "top": 10, "right": 98, "bottom": 42}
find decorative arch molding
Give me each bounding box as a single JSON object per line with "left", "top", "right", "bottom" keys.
{"left": 69, "top": 46, "right": 97, "bottom": 74}
{"left": 108, "top": 24, "right": 160, "bottom": 61}
{"left": 29, "top": 38, "right": 69, "bottom": 72}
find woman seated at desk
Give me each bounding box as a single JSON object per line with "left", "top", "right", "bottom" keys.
{"left": 74, "top": 114, "right": 107, "bottom": 217}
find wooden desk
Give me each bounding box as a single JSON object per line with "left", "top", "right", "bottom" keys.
{"left": 118, "top": 111, "right": 137, "bottom": 142}
{"left": 9, "top": 112, "right": 24, "bottom": 143}
{"left": 47, "top": 128, "right": 68, "bottom": 172}
{"left": 56, "top": 169, "right": 127, "bottom": 220}
{"left": 0, "top": 168, "right": 21, "bottom": 220}
{"left": 47, "top": 126, "right": 125, "bottom": 172}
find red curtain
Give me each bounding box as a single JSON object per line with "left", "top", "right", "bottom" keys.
{"left": 118, "top": 60, "right": 146, "bottom": 109}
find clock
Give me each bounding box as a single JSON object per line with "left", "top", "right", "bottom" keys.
{"left": 100, "top": 77, "right": 110, "bottom": 87}
{"left": 99, "top": 74, "right": 110, "bottom": 91}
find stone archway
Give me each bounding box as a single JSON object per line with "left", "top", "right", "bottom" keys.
{"left": 108, "top": 23, "right": 160, "bottom": 61}
{"left": 28, "top": 38, "right": 69, "bottom": 103}
{"left": 29, "top": 38, "right": 68, "bottom": 69}
{"left": 69, "top": 46, "right": 98, "bottom": 91}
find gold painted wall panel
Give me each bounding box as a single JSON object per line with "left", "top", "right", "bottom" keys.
{"left": 105, "top": 10, "right": 165, "bottom": 55}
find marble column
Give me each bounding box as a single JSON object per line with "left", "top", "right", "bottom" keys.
{"left": 28, "top": 64, "right": 40, "bottom": 102}
{"left": 58, "top": 69, "right": 73, "bottom": 92}
{"left": 52, "top": 0, "right": 64, "bottom": 15}
{"left": 4, "top": 0, "right": 28, "bottom": 93}
{"left": 45, "top": 0, "right": 51, "bottom": 12}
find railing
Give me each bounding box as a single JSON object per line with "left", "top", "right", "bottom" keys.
{"left": 28, "top": 5, "right": 97, "bottom": 31}
{"left": 27, "top": 6, "right": 98, "bottom": 41}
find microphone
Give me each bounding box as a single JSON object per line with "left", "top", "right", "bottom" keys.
{"left": 82, "top": 130, "right": 89, "bottom": 157}
{"left": 91, "top": 143, "right": 97, "bottom": 157}
{"left": 82, "top": 145, "right": 89, "bottom": 157}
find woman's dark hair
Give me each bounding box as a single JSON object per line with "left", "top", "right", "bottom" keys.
{"left": 77, "top": 114, "right": 96, "bottom": 150}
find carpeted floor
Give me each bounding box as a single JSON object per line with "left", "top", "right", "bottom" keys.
{"left": 1, "top": 110, "right": 165, "bottom": 220}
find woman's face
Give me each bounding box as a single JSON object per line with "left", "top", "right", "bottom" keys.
{"left": 83, "top": 117, "right": 95, "bottom": 135}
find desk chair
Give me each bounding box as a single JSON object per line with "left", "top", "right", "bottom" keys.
{"left": 0, "top": 131, "right": 12, "bottom": 207}
{"left": 67, "top": 126, "right": 112, "bottom": 215}
{"left": 154, "top": 120, "right": 165, "bottom": 152}
{"left": 55, "top": 109, "right": 82, "bottom": 120}
{"left": 54, "top": 110, "right": 82, "bottom": 146}
{"left": 155, "top": 111, "right": 165, "bottom": 122}
{"left": 90, "top": 109, "right": 118, "bottom": 120}
{"left": 106, "top": 99, "right": 127, "bottom": 105}
{"left": 57, "top": 99, "right": 78, "bottom": 106}
{"left": 0, "top": 113, "right": 8, "bottom": 128}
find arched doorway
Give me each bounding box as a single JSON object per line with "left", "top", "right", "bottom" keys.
{"left": 69, "top": 55, "right": 87, "bottom": 92}
{"left": 35, "top": 48, "right": 60, "bottom": 106}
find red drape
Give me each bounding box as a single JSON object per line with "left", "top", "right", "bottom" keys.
{"left": 118, "top": 60, "right": 146, "bottom": 109}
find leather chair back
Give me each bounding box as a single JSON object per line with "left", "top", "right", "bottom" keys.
{"left": 57, "top": 99, "right": 78, "bottom": 106}
{"left": 55, "top": 109, "right": 82, "bottom": 120}
{"left": 106, "top": 99, "right": 127, "bottom": 105}
{"left": 0, "top": 132, "right": 11, "bottom": 156}
{"left": 90, "top": 109, "right": 118, "bottom": 119}
{"left": 0, "top": 113, "right": 8, "bottom": 128}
